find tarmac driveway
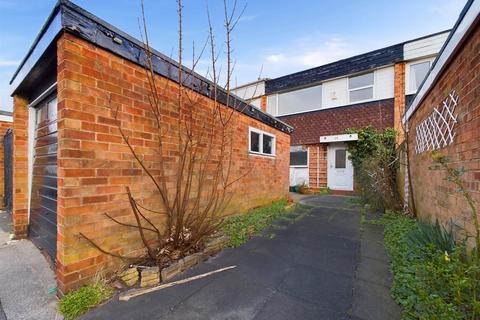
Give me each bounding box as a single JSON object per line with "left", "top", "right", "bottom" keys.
{"left": 82, "top": 195, "right": 400, "bottom": 320}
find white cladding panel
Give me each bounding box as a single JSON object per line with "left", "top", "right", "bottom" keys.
{"left": 232, "top": 81, "right": 265, "bottom": 100}
{"left": 374, "top": 66, "right": 394, "bottom": 100}
{"left": 250, "top": 98, "right": 261, "bottom": 109}
{"left": 322, "top": 78, "right": 348, "bottom": 108}
{"left": 403, "top": 32, "right": 449, "bottom": 61}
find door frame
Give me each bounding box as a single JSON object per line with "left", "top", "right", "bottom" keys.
{"left": 27, "top": 83, "right": 57, "bottom": 223}
{"left": 326, "top": 142, "right": 354, "bottom": 191}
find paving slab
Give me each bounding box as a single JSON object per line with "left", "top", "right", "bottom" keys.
{"left": 0, "top": 211, "right": 59, "bottom": 320}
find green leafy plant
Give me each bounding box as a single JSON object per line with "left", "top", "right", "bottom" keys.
{"left": 345, "top": 126, "right": 400, "bottom": 211}
{"left": 222, "top": 198, "right": 292, "bottom": 247}
{"left": 407, "top": 220, "right": 456, "bottom": 254}
{"left": 378, "top": 213, "right": 480, "bottom": 319}
{"left": 58, "top": 283, "right": 114, "bottom": 320}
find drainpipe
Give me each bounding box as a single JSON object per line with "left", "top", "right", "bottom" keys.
{"left": 317, "top": 146, "right": 320, "bottom": 188}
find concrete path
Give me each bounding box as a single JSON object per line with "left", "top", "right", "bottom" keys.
{"left": 83, "top": 195, "right": 400, "bottom": 320}
{"left": 0, "top": 211, "right": 60, "bottom": 320}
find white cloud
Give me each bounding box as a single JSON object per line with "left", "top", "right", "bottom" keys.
{"left": 266, "top": 54, "right": 286, "bottom": 63}
{"left": 238, "top": 14, "right": 257, "bottom": 23}
{"left": 259, "top": 36, "right": 362, "bottom": 79}
{"left": 0, "top": 60, "right": 19, "bottom": 67}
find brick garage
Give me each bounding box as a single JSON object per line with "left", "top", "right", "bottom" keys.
{"left": 405, "top": 3, "right": 479, "bottom": 237}
{"left": 10, "top": 1, "right": 291, "bottom": 292}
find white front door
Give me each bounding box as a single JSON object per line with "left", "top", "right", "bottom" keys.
{"left": 327, "top": 143, "right": 354, "bottom": 191}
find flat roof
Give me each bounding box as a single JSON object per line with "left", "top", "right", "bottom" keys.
{"left": 10, "top": 0, "right": 293, "bottom": 134}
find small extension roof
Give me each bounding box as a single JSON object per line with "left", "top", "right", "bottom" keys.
{"left": 265, "top": 30, "right": 450, "bottom": 95}
{"left": 10, "top": 0, "right": 293, "bottom": 134}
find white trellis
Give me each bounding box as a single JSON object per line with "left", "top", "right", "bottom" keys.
{"left": 414, "top": 90, "right": 459, "bottom": 154}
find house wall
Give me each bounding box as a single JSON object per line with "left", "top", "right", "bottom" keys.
{"left": 278, "top": 99, "right": 394, "bottom": 145}
{"left": 0, "top": 118, "right": 13, "bottom": 207}
{"left": 407, "top": 23, "right": 480, "bottom": 237}
{"left": 403, "top": 31, "right": 450, "bottom": 61}
{"left": 50, "top": 33, "right": 290, "bottom": 292}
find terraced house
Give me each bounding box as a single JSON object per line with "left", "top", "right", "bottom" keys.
{"left": 234, "top": 31, "right": 450, "bottom": 193}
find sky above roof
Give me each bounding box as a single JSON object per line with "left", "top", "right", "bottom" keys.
{"left": 0, "top": 0, "right": 466, "bottom": 111}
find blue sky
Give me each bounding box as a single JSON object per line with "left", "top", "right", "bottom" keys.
{"left": 0, "top": 0, "right": 466, "bottom": 111}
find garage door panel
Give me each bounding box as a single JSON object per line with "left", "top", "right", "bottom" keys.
{"left": 30, "top": 207, "right": 57, "bottom": 234}
{"left": 33, "top": 164, "right": 57, "bottom": 176}
{"left": 35, "top": 132, "right": 57, "bottom": 148}
{"left": 38, "top": 186, "right": 57, "bottom": 200}
{"left": 32, "top": 176, "right": 57, "bottom": 187}
{"left": 32, "top": 154, "right": 57, "bottom": 166}
{"left": 35, "top": 122, "right": 57, "bottom": 138}
{"left": 29, "top": 95, "right": 57, "bottom": 263}
{"left": 35, "top": 143, "right": 57, "bottom": 156}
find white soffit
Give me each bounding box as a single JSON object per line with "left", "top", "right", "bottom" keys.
{"left": 404, "top": 0, "right": 480, "bottom": 122}
{"left": 320, "top": 133, "right": 358, "bottom": 143}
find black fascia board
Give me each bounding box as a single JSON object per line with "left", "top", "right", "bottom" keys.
{"left": 10, "top": 0, "right": 293, "bottom": 134}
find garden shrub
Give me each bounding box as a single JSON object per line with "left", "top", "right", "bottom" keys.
{"left": 378, "top": 214, "right": 480, "bottom": 319}
{"left": 345, "top": 126, "right": 400, "bottom": 212}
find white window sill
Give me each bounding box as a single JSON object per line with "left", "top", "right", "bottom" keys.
{"left": 249, "top": 151, "right": 276, "bottom": 159}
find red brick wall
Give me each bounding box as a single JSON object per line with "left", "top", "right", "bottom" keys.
{"left": 279, "top": 99, "right": 394, "bottom": 145}
{"left": 0, "top": 119, "right": 12, "bottom": 207}
{"left": 53, "top": 33, "right": 290, "bottom": 292}
{"left": 407, "top": 22, "right": 480, "bottom": 237}
{"left": 393, "top": 62, "right": 406, "bottom": 143}
{"left": 12, "top": 97, "right": 29, "bottom": 238}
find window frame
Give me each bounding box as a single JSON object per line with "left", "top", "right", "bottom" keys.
{"left": 406, "top": 58, "right": 433, "bottom": 95}
{"left": 289, "top": 145, "right": 309, "bottom": 168}
{"left": 248, "top": 127, "right": 276, "bottom": 157}
{"left": 348, "top": 72, "right": 375, "bottom": 104}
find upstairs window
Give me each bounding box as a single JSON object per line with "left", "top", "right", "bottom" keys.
{"left": 409, "top": 61, "right": 431, "bottom": 93}
{"left": 348, "top": 72, "right": 374, "bottom": 103}
{"left": 249, "top": 127, "right": 275, "bottom": 156}
{"left": 277, "top": 85, "right": 322, "bottom": 116}
{"left": 265, "top": 84, "right": 322, "bottom": 116}
{"left": 290, "top": 146, "right": 308, "bottom": 167}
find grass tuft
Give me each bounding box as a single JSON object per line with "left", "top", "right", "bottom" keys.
{"left": 222, "top": 198, "right": 293, "bottom": 247}
{"left": 58, "top": 283, "right": 114, "bottom": 320}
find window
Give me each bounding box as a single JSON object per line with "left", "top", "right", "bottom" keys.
{"left": 277, "top": 85, "right": 322, "bottom": 116}
{"left": 249, "top": 127, "right": 276, "bottom": 156}
{"left": 250, "top": 131, "right": 260, "bottom": 152}
{"left": 348, "top": 72, "right": 374, "bottom": 102}
{"left": 290, "top": 146, "right": 308, "bottom": 166}
{"left": 409, "top": 61, "right": 431, "bottom": 92}
{"left": 335, "top": 149, "right": 347, "bottom": 168}
{"left": 265, "top": 84, "right": 322, "bottom": 116}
